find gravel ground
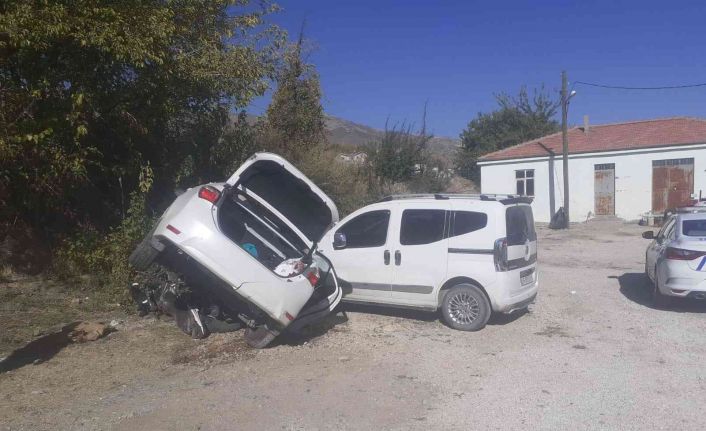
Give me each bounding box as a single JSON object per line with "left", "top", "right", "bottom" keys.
{"left": 2, "top": 218, "right": 706, "bottom": 430}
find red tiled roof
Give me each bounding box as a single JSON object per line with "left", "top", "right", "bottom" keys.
{"left": 478, "top": 117, "right": 706, "bottom": 161}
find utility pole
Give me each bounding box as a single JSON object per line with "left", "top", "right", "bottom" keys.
{"left": 561, "top": 70, "right": 570, "bottom": 228}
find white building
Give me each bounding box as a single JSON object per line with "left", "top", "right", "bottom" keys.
{"left": 336, "top": 152, "right": 368, "bottom": 164}
{"left": 477, "top": 117, "right": 706, "bottom": 223}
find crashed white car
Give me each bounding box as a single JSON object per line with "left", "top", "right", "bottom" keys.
{"left": 129, "top": 153, "right": 342, "bottom": 348}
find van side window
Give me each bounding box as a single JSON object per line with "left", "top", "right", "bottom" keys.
{"left": 336, "top": 210, "right": 390, "bottom": 248}
{"left": 451, "top": 211, "right": 488, "bottom": 237}
{"left": 400, "top": 209, "right": 446, "bottom": 245}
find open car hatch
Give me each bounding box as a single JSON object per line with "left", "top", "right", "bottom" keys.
{"left": 226, "top": 153, "right": 339, "bottom": 246}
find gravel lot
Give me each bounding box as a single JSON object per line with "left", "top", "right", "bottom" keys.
{"left": 2, "top": 218, "right": 706, "bottom": 430}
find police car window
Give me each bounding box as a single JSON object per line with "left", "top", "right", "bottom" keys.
{"left": 666, "top": 223, "right": 677, "bottom": 240}
{"left": 658, "top": 218, "right": 675, "bottom": 239}
{"left": 683, "top": 219, "right": 706, "bottom": 237}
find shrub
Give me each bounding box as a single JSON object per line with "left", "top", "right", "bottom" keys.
{"left": 297, "top": 148, "right": 375, "bottom": 216}
{"left": 54, "top": 166, "right": 155, "bottom": 303}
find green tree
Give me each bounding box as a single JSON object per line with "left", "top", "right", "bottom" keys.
{"left": 456, "top": 86, "right": 559, "bottom": 182}
{"left": 367, "top": 121, "right": 431, "bottom": 184}
{"left": 264, "top": 26, "right": 325, "bottom": 160}
{"left": 0, "top": 0, "right": 282, "bottom": 234}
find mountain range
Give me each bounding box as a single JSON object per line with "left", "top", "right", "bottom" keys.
{"left": 239, "top": 113, "right": 461, "bottom": 160}
{"left": 324, "top": 115, "right": 461, "bottom": 158}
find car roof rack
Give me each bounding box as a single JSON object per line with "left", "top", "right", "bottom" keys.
{"left": 377, "top": 193, "right": 533, "bottom": 205}
{"left": 675, "top": 206, "right": 706, "bottom": 214}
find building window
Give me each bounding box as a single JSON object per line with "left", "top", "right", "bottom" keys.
{"left": 515, "top": 170, "right": 534, "bottom": 196}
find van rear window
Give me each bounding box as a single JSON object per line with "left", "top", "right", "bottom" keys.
{"left": 683, "top": 219, "right": 706, "bottom": 237}
{"left": 506, "top": 205, "right": 536, "bottom": 246}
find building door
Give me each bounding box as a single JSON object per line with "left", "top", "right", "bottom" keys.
{"left": 594, "top": 163, "right": 615, "bottom": 216}
{"left": 652, "top": 158, "right": 694, "bottom": 213}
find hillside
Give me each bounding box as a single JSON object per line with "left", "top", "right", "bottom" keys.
{"left": 324, "top": 115, "right": 460, "bottom": 157}
{"left": 238, "top": 113, "right": 460, "bottom": 160}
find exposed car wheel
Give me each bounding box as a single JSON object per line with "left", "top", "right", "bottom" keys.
{"left": 441, "top": 283, "right": 491, "bottom": 331}
{"left": 129, "top": 229, "right": 161, "bottom": 271}
{"left": 244, "top": 325, "right": 278, "bottom": 349}
{"left": 653, "top": 271, "right": 671, "bottom": 308}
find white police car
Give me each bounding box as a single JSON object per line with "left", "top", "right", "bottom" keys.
{"left": 644, "top": 210, "right": 706, "bottom": 306}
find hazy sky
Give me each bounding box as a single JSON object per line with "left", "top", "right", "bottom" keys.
{"left": 251, "top": 0, "right": 706, "bottom": 138}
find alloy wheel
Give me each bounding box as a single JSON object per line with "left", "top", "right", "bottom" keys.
{"left": 447, "top": 291, "right": 481, "bottom": 325}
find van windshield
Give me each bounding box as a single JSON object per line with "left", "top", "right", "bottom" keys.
{"left": 506, "top": 205, "right": 536, "bottom": 246}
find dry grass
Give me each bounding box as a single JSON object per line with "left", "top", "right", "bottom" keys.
{"left": 0, "top": 274, "right": 125, "bottom": 356}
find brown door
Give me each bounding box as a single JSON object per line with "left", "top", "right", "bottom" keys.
{"left": 594, "top": 163, "right": 615, "bottom": 215}
{"left": 652, "top": 158, "right": 694, "bottom": 213}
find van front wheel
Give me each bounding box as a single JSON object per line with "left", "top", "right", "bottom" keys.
{"left": 441, "top": 284, "right": 491, "bottom": 331}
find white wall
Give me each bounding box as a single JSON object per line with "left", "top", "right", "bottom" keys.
{"left": 479, "top": 144, "right": 706, "bottom": 223}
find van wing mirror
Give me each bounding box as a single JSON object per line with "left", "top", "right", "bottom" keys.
{"left": 642, "top": 230, "right": 654, "bottom": 240}
{"left": 333, "top": 232, "right": 347, "bottom": 250}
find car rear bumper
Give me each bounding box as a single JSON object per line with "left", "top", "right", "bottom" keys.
{"left": 501, "top": 292, "right": 538, "bottom": 313}
{"left": 659, "top": 260, "right": 706, "bottom": 297}
{"left": 489, "top": 265, "right": 539, "bottom": 313}
{"left": 494, "top": 278, "right": 538, "bottom": 313}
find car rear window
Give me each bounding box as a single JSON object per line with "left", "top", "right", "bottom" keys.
{"left": 505, "top": 205, "right": 536, "bottom": 246}
{"left": 400, "top": 209, "right": 446, "bottom": 245}
{"left": 682, "top": 219, "right": 706, "bottom": 237}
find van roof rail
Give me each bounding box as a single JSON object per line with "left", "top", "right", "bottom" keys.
{"left": 377, "top": 193, "right": 533, "bottom": 205}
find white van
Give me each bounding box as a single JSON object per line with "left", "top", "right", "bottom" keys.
{"left": 318, "top": 194, "right": 538, "bottom": 331}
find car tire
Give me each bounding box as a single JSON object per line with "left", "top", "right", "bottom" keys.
{"left": 653, "top": 271, "right": 671, "bottom": 308}
{"left": 440, "top": 283, "right": 491, "bottom": 331}
{"left": 244, "top": 325, "right": 278, "bottom": 349}
{"left": 129, "top": 230, "right": 160, "bottom": 271}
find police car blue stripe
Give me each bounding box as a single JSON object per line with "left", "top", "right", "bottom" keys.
{"left": 697, "top": 257, "right": 706, "bottom": 271}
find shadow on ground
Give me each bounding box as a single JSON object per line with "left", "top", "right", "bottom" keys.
{"left": 277, "top": 311, "right": 351, "bottom": 346}
{"left": 0, "top": 322, "right": 80, "bottom": 373}
{"left": 339, "top": 302, "right": 529, "bottom": 327}
{"left": 614, "top": 272, "right": 706, "bottom": 313}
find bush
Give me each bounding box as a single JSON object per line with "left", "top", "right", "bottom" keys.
{"left": 297, "top": 148, "right": 375, "bottom": 216}
{"left": 406, "top": 170, "right": 450, "bottom": 194}
{"left": 54, "top": 166, "right": 155, "bottom": 303}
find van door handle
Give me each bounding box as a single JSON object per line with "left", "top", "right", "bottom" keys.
{"left": 384, "top": 250, "right": 390, "bottom": 265}
{"left": 395, "top": 250, "right": 401, "bottom": 265}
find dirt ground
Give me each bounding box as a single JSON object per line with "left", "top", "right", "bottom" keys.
{"left": 2, "top": 218, "right": 706, "bottom": 431}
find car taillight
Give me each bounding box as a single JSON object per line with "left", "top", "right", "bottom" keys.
{"left": 494, "top": 238, "right": 508, "bottom": 271}
{"left": 666, "top": 247, "right": 706, "bottom": 261}
{"left": 305, "top": 268, "right": 320, "bottom": 287}
{"left": 166, "top": 224, "right": 181, "bottom": 235}
{"left": 198, "top": 186, "right": 220, "bottom": 204}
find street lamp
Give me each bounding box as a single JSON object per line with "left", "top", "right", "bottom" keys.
{"left": 560, "top": 71, "right": 576, "bottom": 228}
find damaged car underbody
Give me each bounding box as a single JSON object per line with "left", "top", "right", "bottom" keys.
{"left": 129, "top": 153, "right": 342, "bottom": 348}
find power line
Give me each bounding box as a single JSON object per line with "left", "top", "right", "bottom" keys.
{"left": 574, "top": 80, "right": 706, "bottom": 90}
